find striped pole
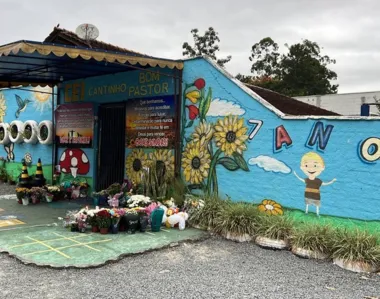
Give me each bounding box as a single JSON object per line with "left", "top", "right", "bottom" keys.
{"left": 34, "top": 158, "right": 46, "bottom": 187}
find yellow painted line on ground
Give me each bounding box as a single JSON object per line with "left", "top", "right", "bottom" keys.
{"left": 23, "top": 239, "right": 112, "bottom": 256}
{"left": 27, "top": 236, "right": 71, "bottom": 259}
{"left": 0, "top": 219, "right": 25, "bottom": 228}
{"left": 53, "top": 232, "right": 101, "bottom": 252}
{"left": 9, "top": 234, "right": 90, "bottom": 248}
{"left": 161, "top": 229, "right": 170, "bottom": 233}
{"left": 145, "top": 232, "right": 155, "bottom": 236}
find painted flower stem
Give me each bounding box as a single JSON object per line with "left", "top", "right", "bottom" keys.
{"left": 206, "top": 149, "right": 222, "bottom": 195}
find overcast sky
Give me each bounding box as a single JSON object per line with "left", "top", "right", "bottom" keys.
{"left": 1, "top": 0, "right": 379, "bottom": 93}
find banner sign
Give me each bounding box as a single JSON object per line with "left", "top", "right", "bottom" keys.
{"left": 126, "top": 96, "right": 176, "bottom": 148}
{"left": 55, "top": 103, "right": 94, "bottom": 148}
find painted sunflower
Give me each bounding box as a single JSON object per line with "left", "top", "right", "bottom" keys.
{"left": 258, "top": 199, "right": 284, "bottom": 216}
{"left": 0, "top": 92, "right": 6, "bottom": 123}
{"left": 149, "top": 149, "right": 175, "bottom": 180}
{"left": 192, "top": 120, "right": 214, "bottom": 147}
{"left": 182, "top": 141, "right": 210, "bottom": 184}
{"left": 214, "top": 115, "right": 248, "bottom": 156}
{"left": 125, "top": 149, "right": 148, "bottom": 184}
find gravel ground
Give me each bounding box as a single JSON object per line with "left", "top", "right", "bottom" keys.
{"left": 0, "top": 237, "right": 379, "bottom": 299}
{"left": 0, "top": 183, "right": 16, "bottom": 196}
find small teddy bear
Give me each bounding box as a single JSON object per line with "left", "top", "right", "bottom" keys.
{"left": 166, "top": 212, "right": 189, "bottom": 230}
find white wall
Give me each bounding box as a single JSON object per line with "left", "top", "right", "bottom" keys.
{"left": 294, "top": 91, "right": 380, "bottom": 116}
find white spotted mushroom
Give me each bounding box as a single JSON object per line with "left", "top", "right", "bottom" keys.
{"left": 59, "top": 149, "right": 90, "bottom": 178}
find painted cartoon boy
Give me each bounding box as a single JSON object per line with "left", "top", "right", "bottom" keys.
{"left": 294, "top": 152, "right": 336, "bottom": 217}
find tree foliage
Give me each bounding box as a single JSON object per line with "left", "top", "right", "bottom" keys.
{"left": 182, "top": 27, "right": 231, "bottom": 67}
{"left": 241, "top": 37, "right": 338, "bottom": 96}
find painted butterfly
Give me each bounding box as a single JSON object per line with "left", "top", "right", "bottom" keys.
{"left": 4, "top": 143, "right": 14, "bottom": 161}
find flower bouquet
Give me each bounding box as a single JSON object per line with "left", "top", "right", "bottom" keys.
{"left": 30, "top": 187, "right": 45, "bottom": 204}
{"left": 126, "top": 195, "right": 151, "bottom": 208}
{"left": 16, "top": 187, "right": 30, "bottom": 205}
{"left": 44, "top": 185, "right": 62, "bottom": 201}
{"left": 87, "top": 209, "right": 99, "bottom": 232}
{"left": 108, "top": 192, "right": 123, "bottom": 208}
{"left": 109, "top": 208, "right": 126, "bottom": 234}
{"left": 76, "top": 211, "right": 88, "bottom": 233}
{"left": 97, "top": 209, "right": 111, "bottom": 234}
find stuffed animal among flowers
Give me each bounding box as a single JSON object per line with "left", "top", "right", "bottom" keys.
{"left": 166, "top": 212, "right": 189, "bottom": 230}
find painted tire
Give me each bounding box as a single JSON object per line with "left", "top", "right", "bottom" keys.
{"left": 0, "top": 123, "right": 10, "bottom": 145}
{"left": 38, "top": 120, "right": 53, "bottom": 145}
{"left": 225, "top": 232, "right": 252, "bottom": 242}
{"left": 9, "top": 120, "right": 24, "bottom": 144}
{"left": 255, "top": 236, "right": 289, "bottom": 250}
{"left": 333, "top": 258, "right": 379, "bottom": 273}
{"left": 291, "top": 247, "right": 329, "bottom": 260}
{"left": 22, "top": 120, "right": 38, "bottom": 144}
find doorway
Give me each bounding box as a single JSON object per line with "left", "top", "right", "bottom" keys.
{"left": 97, "top": 103, "right": 126, "bottom": 190}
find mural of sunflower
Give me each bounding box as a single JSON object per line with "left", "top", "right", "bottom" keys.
{"left": 149, "top": 149, "right": 175, "bottom": 180}
{"left": 0, "top": 92, "right": 6, "bottom": 122}
{"left": 125, "top": 149, "right": 148, "bottom": 184}
{"left": 182, "top": 141, "right": 211, "bottom": 184}
{"left": 214, "top": 115, "right": 248, "bottom": 156}
{"left": 192, "top": 120, "right": 214, "bottom": 147}
{"left": 258, "top": 199, "right": 284, "bottom": 216}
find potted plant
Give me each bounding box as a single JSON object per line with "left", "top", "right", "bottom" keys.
{"left": 16, "top": 187, "right": 30, "bottom": 205}
{"left": 97, "top": 209, "right": 111, "bottom": 234}
{"left": 330, "top": 228, "right": 380, "bottom": 273}
{"left": 87, "top": 211, "right": 99, "bottom": 232}
{"left": 290, "top": 224, "right": 332, "bottom": 260}
{"left": 138, "top": 208, "right": 149, "bottom": 233}
{"left": 110, "top": 208, "right": 125, "bottom": 234}
{"left": 30, "top": 187, "right": 45, "bottom": 204}
{"left": 213, "top": 202, "right": 259, "bottom": 242}
{"left": 255, "top": 215, "right": 293, "bottom": 250}
{"left": 44, "top": 185, "right": 62, "bottom": 201}
{"left": 125, "top": 209, "right": 140, "bottom": 234}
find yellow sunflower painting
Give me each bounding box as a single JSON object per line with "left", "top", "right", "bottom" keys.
{"left": 125, "top": 149, "right": 148, "bottom": 184}
{"left": 258, "top": 199, "right": 284, "bottom": 216}
{"left": 0, "top": 92, "right": 6, "bottom": 122}
{"left": 214, "top": 115, "right": 248, "bottom": 156}
{"left": 149, "top": 149, "right": 175, "bottom": 180}
{"left": 182, "top": 141, "right": 211, "bottom": 184}
{"left": 192, "top": 120, "right": 214, "bottom": 148}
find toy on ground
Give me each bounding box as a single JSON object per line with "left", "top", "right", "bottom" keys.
{"left": 166, "top": 212, "right": 189, "bottom": 230}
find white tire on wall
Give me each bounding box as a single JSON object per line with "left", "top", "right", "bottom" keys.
{"left": 22, "top": 120, "right": 39, "bottom": 144}
{"left": 38, "top": 120, "right": 53, "bottom": 145}
{"left": 0, "top": 123, "right": 10, "bottom": 145}
{"left": 9, "top": 120, "right": 24, "bottom": 144}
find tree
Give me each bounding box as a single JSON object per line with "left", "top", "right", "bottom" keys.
{"left": 243, "top": 38, "right": 338, "bottom": 96}
{"left": 182, "top": 27, "right": 231, "bottom": 67}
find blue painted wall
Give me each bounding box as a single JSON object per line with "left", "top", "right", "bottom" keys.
{"left": 182, "top": 58, "right": 380, "bottom": 221}
{"left": 0, "top": 86, "right": 54, "bottom": 174}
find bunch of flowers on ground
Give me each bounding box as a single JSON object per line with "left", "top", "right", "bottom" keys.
{"left": 127, "top": 195, "right": 151, "bottom": 208}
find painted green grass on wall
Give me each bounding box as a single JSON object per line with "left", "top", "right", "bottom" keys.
{"left": 4, "top": 162, "right": 53, "bottom": 184}
{"left": 285, "top": 209, "right": 380, "bottom": 236}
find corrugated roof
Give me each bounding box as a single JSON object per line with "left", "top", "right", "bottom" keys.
{"left": 245, "top": 84, "right": 340, "bottom": 116}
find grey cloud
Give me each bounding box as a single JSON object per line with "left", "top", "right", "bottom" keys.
{"left": 1, "top": 0, "right": 380, "bottom": 93}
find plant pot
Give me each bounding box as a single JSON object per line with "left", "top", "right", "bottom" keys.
{"left": 17, "top": 199, "right": 22, "bottom": 204}
{"left": 22, "top": 197, "right": 29, "bottom": 206}
{"left": 126, "top": 214, "right": 139, "bottom": 234}
{"left": 70, "top": 225, "right": 79, "bottom": 232}
{"left": 291, "top": 247, "right": 329, "bottom": 260}
{"left": 99, "top": 227, "right": 109, "bottom": 234}
{"left": 333, "top": 258, "right": 379, "bottom": 273}
{"left": 225, "top": 232, "right": 252, "bottom": 243}
{"left": 46, "top": 195, "right": 53, "bottom": 203}
{"left": 91, "top": 226, "right": 99, "bottom": 233}
{"left": 139, "top": 215, "right": 148, "bottom": 233}
{"left": 111, "top": 224, "right": 119, "bottom": 234}
{"left": 255, "top": 236, "right": 289, "bottom": 250}
{"left": 31, "top": 196, "right": 40, "bottom": 204}
{"left": 119, "top": 224, "right": 126, "bottom": 232}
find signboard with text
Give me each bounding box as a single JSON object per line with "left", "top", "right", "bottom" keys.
{"left": 125, "top": 96, "right": 176, "bottom": 149}
{"left": 55, "top": 103, "right": 94, "bottom": 148}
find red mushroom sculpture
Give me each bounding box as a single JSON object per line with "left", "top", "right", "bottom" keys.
{"left": 59, "top": 149, "right": 90, "bottom": 178}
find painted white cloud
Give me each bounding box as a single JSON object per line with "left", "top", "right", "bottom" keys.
{"left": 206, "top": 98, "right": 245, "bottom": 116}
{"left": 248, "top": 155, "right": 291, "bottom": 174}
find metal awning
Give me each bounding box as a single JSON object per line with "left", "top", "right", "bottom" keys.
{"left": 0, "top": 41, "right": 184, "bottom": 88}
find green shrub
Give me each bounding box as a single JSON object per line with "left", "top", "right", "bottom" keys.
{"left": 329, "top": 228, "right": 380, "bottom": 265}
{"left": 256, "top": 215, "right": 294, "bottom": 240}
{"left": 189, "top": 196, "right": 228, "bottom": 229}
{"left": 290, "top": 224, "right": 333, "bottom": 255}
{"left": 167, "top": 177, "right": 188, "bottom": 207}
{"left": 213, "top": 202, "right": 260, "bottom": 236}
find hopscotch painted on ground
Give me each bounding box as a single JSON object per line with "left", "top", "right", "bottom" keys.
{"left": 9, "top": 233, "right": 112, "bottom": 259}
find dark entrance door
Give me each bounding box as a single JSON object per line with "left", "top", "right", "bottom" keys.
{"left": 97, "top": 103, "right": 126, "bottom": 190}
